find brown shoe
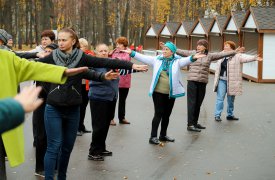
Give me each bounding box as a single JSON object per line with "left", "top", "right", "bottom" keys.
{"left": 119, "top": 119, "right": 130, "bottom": 124}
{"left": 110, "top": 119, "right": 116, "bottom": 126}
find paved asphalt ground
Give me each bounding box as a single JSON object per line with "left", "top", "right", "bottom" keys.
{"left": 5, "top": 63, "right": 275, "bottom": 180}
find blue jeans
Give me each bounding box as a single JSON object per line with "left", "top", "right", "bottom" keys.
{"left": 214, "top": 80, "right": 235, "bottom": 118}
{"left": 44, "top": 104, "right": 80, "bottom": 180}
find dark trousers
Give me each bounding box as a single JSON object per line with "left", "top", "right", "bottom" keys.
{"left": 89, "top": 99, "right": 116, "bottom": 155}
{"left": 0, "top": 138, "right": 6, "bottom": 180}
{"left": 187, "top": 81, "right": 207, "bottom": 126}
{"left": 33, "top": 101, "right": 47, "bottom": 172}
{"left": 33, "top": 111, "right": 38, "bottom": 147}
{"left": 118, "top": 88, "right": 129, "bottom": 121}
{"left": 79, "top": 84, "right": 89, "bottom": 131}
{"left": 151, "top": 92, "right": 175, "bottom": 138}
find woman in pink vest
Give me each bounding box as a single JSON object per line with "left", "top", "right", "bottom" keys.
{"left": 110, "top": 37, "right": 131, "bottom": 125}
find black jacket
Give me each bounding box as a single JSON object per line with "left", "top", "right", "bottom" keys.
{"left": 15, "top": 52, "right": 38, "bottom": 59}
{"left": 38, "top": 52, "right": 133, "bottom": 106}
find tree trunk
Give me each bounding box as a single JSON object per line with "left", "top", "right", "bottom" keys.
{"left": 25, "top": 0, "right": 30, "bottom": 46}
{"left": 122, "top": 0, "right": 130, "bottom": 37}
{"left": 115, "top": 0, "right": 121, "bottom": 38}
{"left": 102, "top": 0, "right": 109, "bottom": 44}
{"left": 34, "top": 0, "right": 39, "bottom": 45}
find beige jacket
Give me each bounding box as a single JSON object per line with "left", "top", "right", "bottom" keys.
{"left": 176, "top": 49, "right": 236, "bottom": 83}
{"left": 213, "top": 53, "right": 257, "bottom": 96}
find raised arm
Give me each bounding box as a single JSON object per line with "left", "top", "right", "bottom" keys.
{"left": 84, "top": 53, "right": 147, "bottom": 71}
{"left": 208, "top": 50, "right": 236, "bottom": 61}
{"left": 82, "top": 69, "right": 106, "bottom": 82}
{"left": 82, "top": 69, "right": 119, "bottom": 81}
{"left": 129, "top": 51, "right": 155, "bottom": 66}
{"left": 178, "top": 53, "right": 206, "bottom": 68}
{"left": 119, "top": 69, "right": 140, "bottom": 75}
{"left": 238, "top": 54, "right": 262, "bottom": 63}
{"left": 13, "top": 53, "right": 68, "bottom": 84}
{"left": 84, "top": 54, "right": 132, "bottom": 69}
{"left": 121, "top": 48, "right": 155, "bottom": 66}
{"left": 12, "top": 52, "right": 87, "bottom": 83}
{"left": 176, "top": 49, "right": 196, "bottom": 57}
{"left": 14, "top": 51, "right": 39, "bottom": 59}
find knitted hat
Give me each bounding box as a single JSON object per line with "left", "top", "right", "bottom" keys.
{"left": 0, "top": 29, "right": 9, "bottom": 45}
{"left": 197, "top": 39, "right": 208, "bottom": 49}
{"left": 7, "top": 34, "right": 13, "bottom": 40}
{"left": 164, "top": 41, "right": 177, "bottom": 53}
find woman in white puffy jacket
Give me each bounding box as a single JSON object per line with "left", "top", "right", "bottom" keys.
{"left": 124, "top": 41, "right": 205, "bottom": 145}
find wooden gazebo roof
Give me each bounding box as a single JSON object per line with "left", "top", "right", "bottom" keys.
{"left": 160, "top": 22, "right": 181, "bottom": 37}
{"left": 145, "top": 23, "right": 165, "bottom": 37}
{"left": 242, "top": 6, "right": 275, "bottom": 33}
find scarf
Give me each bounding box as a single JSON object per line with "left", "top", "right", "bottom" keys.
{"left": 52, "top": 48, "right": 83, "bottom": 68}
{"left": 0, "top": 45, "right": 11, "bottom": 51}
{"left": 160, "top": 55, "right": 174, "bottom": 74}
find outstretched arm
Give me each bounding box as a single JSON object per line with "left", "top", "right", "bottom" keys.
{"left": 122, "top": 48, "right": 155, "bottom": 66}
{"left": 82, "top": 69, "right": 120, "bottom": 81}
{"left": 119, "top": 69, "right": 143, "bottom": 75}
{"left": 239, "top": 54, "right": 262, "bottom": 63}
{"left": 84, "top": 53, "right": 148, "bottom": 72}
{"left": 178, "top": 53, "right": 206, "bottom": 68}
{"left": 176, "top": 49, "right": 196, "bottom": 57}
{"left": 208, "top": 47, "right": 245, "bottom": 61}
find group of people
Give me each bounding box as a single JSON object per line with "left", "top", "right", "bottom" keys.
{"left": 0, "top": 26, "right": 262, "bottom": 180}
{"left": 0, "top": 28, "right": 147, "bottom": 180}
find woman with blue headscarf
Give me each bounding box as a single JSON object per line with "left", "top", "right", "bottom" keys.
{"left": 123, "top": 41, "right": 205, "bottom": 145}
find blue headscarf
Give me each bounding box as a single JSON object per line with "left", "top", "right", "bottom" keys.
{"left": 164, "top": 41, "right": 177, "bottom": 54}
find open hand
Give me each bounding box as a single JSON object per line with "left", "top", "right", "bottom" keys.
{"left": 14, "top": 86, "right": 43, "bottom": 113}
{"left": 132, "top": 64, "right": 148, "bottom": 72}
{"left": 256, "top": 54, "right": 263, "bottom": 61}
{"left": 121, "top": 48, "right": 132, "bottom": 54}
{"left": 36, "top": 52, "right": 47, "bottom": 58}
{"left": 104, "top": 70, "right": 120, "bottom": 80}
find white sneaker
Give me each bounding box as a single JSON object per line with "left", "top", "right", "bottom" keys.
{"left": 34, "top": 171, "right": 45, "bottom": 178}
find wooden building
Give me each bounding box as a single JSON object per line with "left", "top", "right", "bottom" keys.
{"left": 190, "top": 18, "right": 214, "bottom": 49}
{"left": 209, "top": 15, "right": 229, "bottom": 52}
{"left": 223, "top": 11, "right": 246, "bottom": 46}
{"left": 241, "top": 6, "right": 275, "bottom": 82}
{"left": 159, "top": 22, "right": 181, "bottom": 44}
{"left": 175, "top": 20, "right": 195, "bottom": 50}
{"left": 144, "top": 23, "right": 164, "bottom": 50}
{"left": 209, "top": 15, "right": 229, "bottom": 72}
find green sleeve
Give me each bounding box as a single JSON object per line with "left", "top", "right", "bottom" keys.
{"left": 13, "top": 54, "right": 68, "bottom": 84}
{"left": 0, "top": 98, "right": 25, "bottom": 134}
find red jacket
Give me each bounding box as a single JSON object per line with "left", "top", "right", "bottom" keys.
{"left": 84, "top": 50, "right": 96, "bottom": 90}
